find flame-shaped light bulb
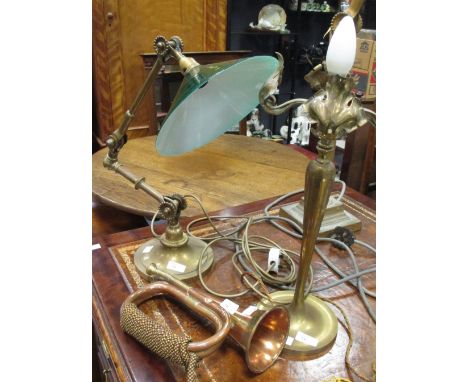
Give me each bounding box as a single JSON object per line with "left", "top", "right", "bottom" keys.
{"left": 326, "top": 16, "right": 357, "bottom": 76}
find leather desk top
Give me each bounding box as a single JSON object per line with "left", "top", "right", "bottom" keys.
{"left": 92, "top": 189, "right": 376, "bottom": 382}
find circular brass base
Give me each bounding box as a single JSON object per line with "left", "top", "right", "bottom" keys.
{"left": 133, "top": 236, "right": 214, "bottom": 281}
{"left": 257, "top": 290, "right": 338, "bottom": 358}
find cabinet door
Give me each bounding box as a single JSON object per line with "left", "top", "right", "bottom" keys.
{"left": 93, "top": 0, "right": 227, "bottom": 143}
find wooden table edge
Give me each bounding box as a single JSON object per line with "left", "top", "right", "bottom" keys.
{"left": 93, "top": 186, "right": 374, "bottom": 245}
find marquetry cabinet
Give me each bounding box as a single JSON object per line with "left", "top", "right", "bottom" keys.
{"left": 92, "top": 0, "right": 227, "bottom": 146}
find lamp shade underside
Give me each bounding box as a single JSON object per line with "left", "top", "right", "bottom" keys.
{"left": 156, "top": 56, "right": 279, "bottom": 156}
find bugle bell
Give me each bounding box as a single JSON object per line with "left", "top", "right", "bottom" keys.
{"left": 120, "top": 263, "right": 290, "bottom": 376}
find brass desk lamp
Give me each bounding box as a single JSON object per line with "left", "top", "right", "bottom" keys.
{"left": 257, "top": 14, "right": 372, "bottom": 357}
{"left": 103, "top": 36, "right": 278, "bottom": 281}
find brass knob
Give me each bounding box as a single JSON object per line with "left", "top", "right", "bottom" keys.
{"left": 106, "top": 12, "right": 114, "bottom": 25}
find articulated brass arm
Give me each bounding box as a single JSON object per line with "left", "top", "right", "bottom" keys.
{"left": 104, "top": 54, "right": 165, "bottom": 166}
{"left": 102, "top": 51, "right": 167, "bottom": 205}
{"left": 105, "top": 36, "right": 185, "bottom": 160}
{"left": 103, "top": 36, "right": 190, "bottom": 217}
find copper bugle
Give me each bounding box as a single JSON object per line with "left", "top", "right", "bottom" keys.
{"left": 133, "top": 263, "right": 290, "bottom": 373}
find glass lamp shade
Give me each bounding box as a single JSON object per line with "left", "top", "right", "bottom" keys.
{"left": 156, "top": 56, "right": 278, "bottom": 156}
{"left": 326, "top": 15, "right": 357, "bottom": 76}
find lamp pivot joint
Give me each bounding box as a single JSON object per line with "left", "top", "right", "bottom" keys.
{"left": 157, "top": 194, "right": 187, "bottom": 225}
{"left": 104, "top": 133, "right": 128, "bottom": 167}
{"left": 153, "top": 35, "right": 185, "bottom": 59}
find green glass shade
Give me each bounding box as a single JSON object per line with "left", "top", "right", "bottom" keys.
{"left": 156, "top": 56, "right": 278, "bottom": 156}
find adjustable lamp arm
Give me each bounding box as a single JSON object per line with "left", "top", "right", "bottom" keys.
{"left": 102, "top": 36, "right": 193, "bottom": 220}
{"left": 104, "top": 55, "right": 164, "bottom": 167}
{"left": 103, "top": 53, "right": 166, "bottom": 204}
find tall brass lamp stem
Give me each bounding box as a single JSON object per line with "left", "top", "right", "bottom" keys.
{"left": 258, "top": 61, "right": 370, "bottom": 357}
{"left": 292, "top": 139, "right": 336, "bottom": 310}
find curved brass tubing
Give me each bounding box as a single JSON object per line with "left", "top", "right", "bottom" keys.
{"left": 139, "top": 264, "right": 291, "bottom": 374}
{"left": 123, "top": 280, "right": 230, "bottom": 358}
{"left": 261, "top": 96, "right": 308, "bottom": 116}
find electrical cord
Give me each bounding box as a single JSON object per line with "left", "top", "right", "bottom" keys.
{"left": 233, "top": 232, "right": 376, "bottom": 320}
{"left": 148, "top": 201, "right": 376, "bottom": 382}
{"left": 333, "top": 179, "right": 346, "bottom": 205}
{"left": 184, "top": 182, "right": 376, "bottom": 322}
{"left": 189, "top": 215, "right": 304, "bottom": 300}
{"left": 321, "top": 296, "right": 376, "bottom": 382}
{"left": 182, "top": 187, "right": 376, "bottom": 381}
{"left": 262, "top": 185, "right": 376, "bottom": 321}
{"left": 150, "top": 209, "right": 161, "bottom": 238}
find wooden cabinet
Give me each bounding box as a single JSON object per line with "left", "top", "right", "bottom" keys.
{"left": 92, "top": 0, "right": 227, "bottom": 145}
{"left": 339, "top": 101, "right": 376, "bottom": 195}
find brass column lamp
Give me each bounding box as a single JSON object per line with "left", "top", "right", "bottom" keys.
{"left": 257, "top": 14, "right": 371, "bottom": 357}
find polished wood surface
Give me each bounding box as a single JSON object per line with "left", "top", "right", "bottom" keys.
{"left": 92, "top": 191, "right": 376, "bottom": 382}
{"left": 92, "top": 0, "right": 227, "bottom": 142}
{"left": 92, "top": 134, "right": 312, "bottom": 218}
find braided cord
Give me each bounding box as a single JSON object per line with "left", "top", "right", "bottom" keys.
{"left": 120, "top": 302, "right": 200, "bottom": 382}
{"left": 320, "top": 297, "right": 376, "bottom": 382}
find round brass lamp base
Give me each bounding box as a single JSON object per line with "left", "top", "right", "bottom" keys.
{"left": 133, "top": 236, "right": 214, "bottom": 281}
{"left": 257, "top": 290, "right": 338, "bottom": 358}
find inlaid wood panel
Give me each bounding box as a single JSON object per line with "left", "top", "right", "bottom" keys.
{"left": 93, "top": 0, "right": 227, "bottom": 141}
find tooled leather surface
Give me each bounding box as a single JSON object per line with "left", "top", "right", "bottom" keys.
{"left": 109, "top": 196, "right": 376, "bottom": 382}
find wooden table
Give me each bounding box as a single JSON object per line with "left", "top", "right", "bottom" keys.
{"left": 92, "top": 134, "right": 312, "bottom": 218}
{"left": 92, "top": 189, "right": 375, "bottom": 382}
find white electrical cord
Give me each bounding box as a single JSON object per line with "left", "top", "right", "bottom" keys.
{"left": 150, "top": 209, "right": 161, "bottom": 238}
{"left": 182, "top": 180, "right": 376, "bottom": 322}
